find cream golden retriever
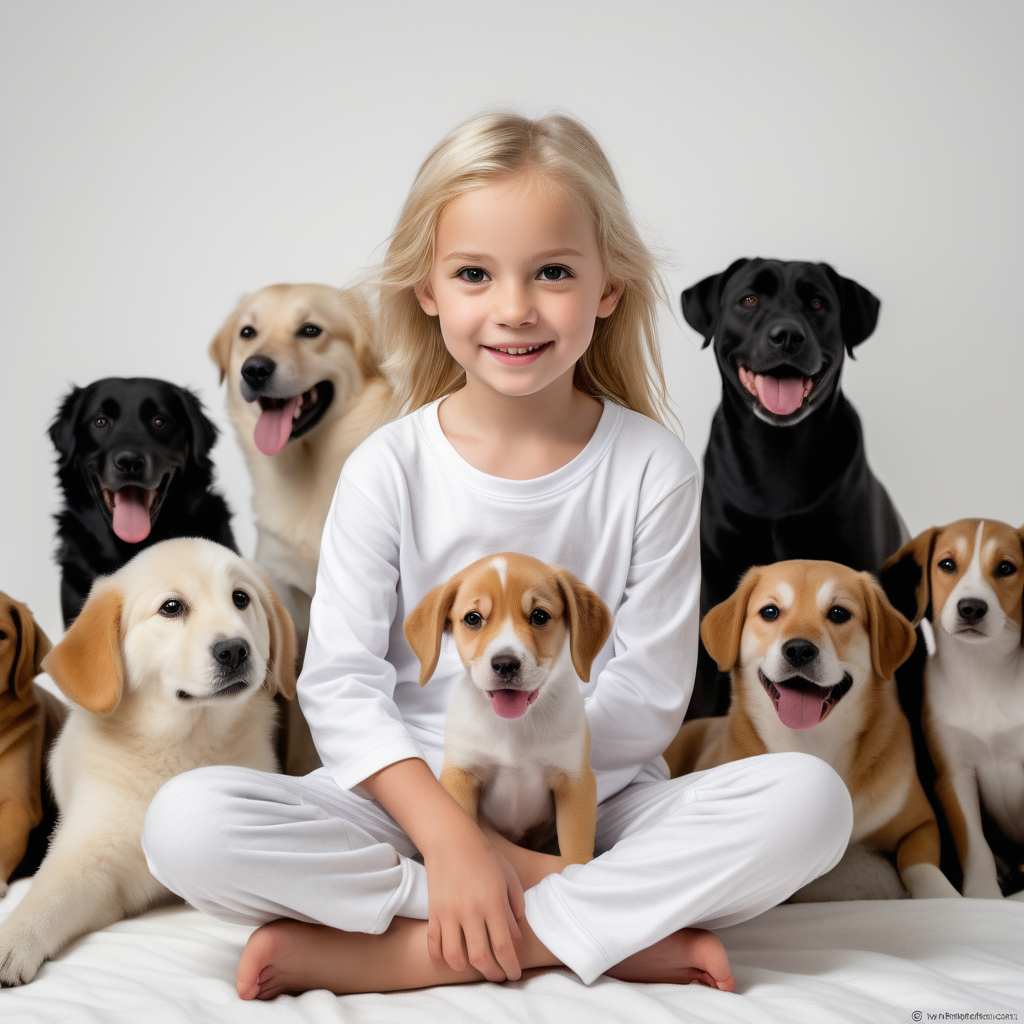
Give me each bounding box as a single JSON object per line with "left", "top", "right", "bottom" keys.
{"left": 0, "top": 539, "right": 296, "bottom": 985}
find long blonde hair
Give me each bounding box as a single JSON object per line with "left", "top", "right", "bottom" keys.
{"left": 377, "top": 111, "right": 671, "bottom": 424}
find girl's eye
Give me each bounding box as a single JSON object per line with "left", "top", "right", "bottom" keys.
{"left": 538, "top": 265, "right": 571, "bottom": 281}
{"left": 938, "top": 558, "right": 957, "bottom": 574}
{"left": 996, "top": 560, "right": 1017, "bottom": 577}
{"left": 240, "top": 326, "right": 257, "bottom": 339}
{"left": 299, "top": 324, "right": 322, "bottom": 338}
{"left": 810, "top": 297, "right": 824, "bottom": 310}
{"left": 827, "top": 606, "right": 851, "bottom": 624}
{"left": 742, "top": 295, "right": 758, "bottom": 308}
{"left": 759, "top": 605, "right": 779, "bottom": 621}
{"left": 94, "top": 416, "right": 109, "bottom": 428}
{"left": 159, "top": 599, "right": 184, "bottom": 618}
{"left": 530, "top": 609, "right": 551, "bottom": 627}
{"left": 463, "top": 611, "right": 483, "bottom": 628}
{"left": 233, "top": 590, "right": 250, "bottom": 608}
{"left": 458, "top": 268, "right": 488, "bottom": 284}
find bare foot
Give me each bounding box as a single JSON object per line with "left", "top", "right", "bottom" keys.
{"left": 606, "top": 928, "right": 735, "bottom": 991}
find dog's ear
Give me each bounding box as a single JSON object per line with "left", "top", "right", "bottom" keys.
{"left": 175, "top": 386, "right": 218, "bottom": 468}
{"left": 861, "top": 573, "right": 917, "bottom": 680}
{"left": 681, "top": 258, "right": 751, "bottom": 348}
{"left": 551, "top": 567, "right": 612, "bottom": 683}
{"left": 701, "top": 567, "right": 762, "bottom": 673}
{"left": 252, "top": 569, "right": 297, "bottom": 700}
{"left": 404, "top": 575, "right": 464, "bottom": 687}
{"left": 880, "top": 529, "right": 938, "bottom": 625}
{"left": 209, "top": 299, "right": 248, "bottom": 385}
{"left": 4, "top": 598, "right": 52, "bottom": 700}
{"left": 43, "top": 583, "right": 124, "bottom": 715}
{"left": 48, "top": 384, "right": 89, "bottom": 468}
{"left": 821, "top": 265, "right": 881, "bottom": 356}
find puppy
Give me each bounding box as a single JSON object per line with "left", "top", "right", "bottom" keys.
{"left": 681, "top": 259, "right": 906, "bottom": 717}
{"left": 664, "top": 560, "right": 958, "bottom": 899}
{"left": 0, "top": 539, "right": 296, "bottom": 986}
{"left": 50, "top": 377, "right": 236, "bottom": 627}
{"left": 404, "top": 554, "right": 611, "bottom": 863}
{"left": 882, "top": 519, "right": 1024, "bottom": 898}
{"left": 0, "top": 593, "right": 65, "bottom": 893}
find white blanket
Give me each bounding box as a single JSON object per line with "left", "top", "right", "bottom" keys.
{"left": 1, "top": 879, "right": 1021, "bottom": 1023}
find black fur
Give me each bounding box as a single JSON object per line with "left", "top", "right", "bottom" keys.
{"left": 49, "top": 378, "right": 236, "bottom": 626}
{"left": 684, "top": 259, "right": 906, "bottom": 717}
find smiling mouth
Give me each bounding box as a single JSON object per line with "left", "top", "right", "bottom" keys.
{"left": 758, "top": 668, "right": 853, "bottom": 730}
{"left": 176, "top": 680, "right": 250, "bottom": 701}
{"left": 101, "top": 475, "right": 171, "bottom": 544}
{"left": 738, "top": 362, "right": 828, "bottom": 417}
{"left": 253, "top": 380, "right": 334, "bottom": 456}
{"left": 488, "top": 687, "right": 540, "bottom": 719}
{"left": 484, "top": 341, "right": 553, "bottom": 363}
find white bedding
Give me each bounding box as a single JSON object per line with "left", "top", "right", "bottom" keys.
{"left": 1, "top": 879, "right": 1021, "bottom": 1024}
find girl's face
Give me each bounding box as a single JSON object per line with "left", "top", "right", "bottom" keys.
{"left": 415, "top": 174, "right": 623, "bottom": 400}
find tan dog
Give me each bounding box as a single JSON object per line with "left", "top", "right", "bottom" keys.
{"left": 0, "top": 539, "right": 296, "bottom": 985}
{"left": 882, "top": 519, "right": 1024, "bottom": 898}
{"left": 664, "top": 560, "right": 958, "bottom": 899}
{"left": 0, "top": 593, "right": 65, "bottom": 895}
{"left": 210, "top": 283, "right": 392, "bottom": 774}
{"left": 404, "top": 554, "right": 611, "bottom": 863}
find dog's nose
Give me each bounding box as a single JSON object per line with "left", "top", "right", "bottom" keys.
{"left": 957, "top": 598, "right": 988, "bottom": 624}
{"left": 782, "top": 638, "right": 818, "bottom": 668}
{"left": 212, "top": 638, "right": 249, "bottom": 670}
{"left": 491, "top": 654, "right": 521, "bottom": 679}
{"left": 113, "top": 451, "right": 146, "bottom": 477}
{"left": 241, "top": 356, "right": 276, "bottom": 390}
{"left": 768, "top": 325, "right": 805, "bottom": 353}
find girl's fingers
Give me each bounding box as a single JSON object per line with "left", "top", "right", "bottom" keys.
{"left": 502, "top": 858, "right": 526, "bottom": 923}
{"left": 465, "top": 921, "right": 506, "bottom": 982}
{"left": 487, "top": 915, "right": 522, "bottom": 982}
{"left": 441, "top": 919, "right": 469, "bottom": 973}
{"left": 504, "top": 893, "right": 522, "bottom": 940}
{"left": 427, "top": 916, "right": 444, "bottom": 964}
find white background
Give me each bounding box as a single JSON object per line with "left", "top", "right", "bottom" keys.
{"left": 2, "top": 1, "right": 1021, "bottom": 643}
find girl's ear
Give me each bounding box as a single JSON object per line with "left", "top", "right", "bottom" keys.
{"left": 414, "top": 280, "right": 439, "bottom": 317}
{"left": 252, "top": 568, "right": 298, "bottom": 700}
{"left": 701, "top": 568, "right": 762, "bottom": 673}
{"left": 551, "top": 567, "right": 612, "bottom": 682}
{"left": 861, "top": 573, "right": 917, "bottom": 680}
{"left": 880, "top": 529, "right": 938, "bottom": 625}
{"left": 43, "top": 584, "right": 124, "bottom": 715}
{"left": 596, "top": 277, "right": 625, "bottom": 318}
{"left": 404, "top": 575, "right": 463, "bottom": 686}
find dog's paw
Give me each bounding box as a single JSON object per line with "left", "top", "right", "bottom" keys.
{"left": 0, "top": 924, "right": 47, "bottom": 986}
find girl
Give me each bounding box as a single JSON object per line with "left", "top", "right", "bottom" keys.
{"left": 142, "top": 111, "right": 852, "bottom": 997}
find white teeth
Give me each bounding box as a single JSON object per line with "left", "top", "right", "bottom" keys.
{"left": 495, "top": 345, "right": 541, "bottom": 354}
{"left": 293, "top": 404, "right": 302, "bottom": 420}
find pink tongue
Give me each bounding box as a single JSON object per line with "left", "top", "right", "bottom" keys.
{"left": 490, "top": 689, "right": 533, "bottom": 720}
{"left": 112, "top": 489, "right": 151, "bottom": 544}
{"left": 754, "top": 374, "right": 806, "bottom": 416}
{"left": 775, "top": 681, "right": 824, "bottom": 730}
{"left": 253, "top": 398, "right": 301, "bottom": 456}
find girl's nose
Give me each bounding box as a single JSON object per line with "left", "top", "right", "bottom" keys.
{"left": 495, "top": 281, "right": 538, "bottom": 329}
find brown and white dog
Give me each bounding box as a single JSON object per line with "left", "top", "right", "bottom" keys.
{"left": 663, "top": 560, "right": 959, "bottom": 899}
{"left": 404, "top": 554, "right": 611, "bottom": 864}
{"left": 882, "top": 519, "right": 1024, "bottom": 898}
{"left": 0, "top": 539, "right": 296, "bottom": 985}
{"left": 0, "top": 593, "right": 65, "bottom": 895}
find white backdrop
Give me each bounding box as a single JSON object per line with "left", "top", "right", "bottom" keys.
{"left": 2, "top": 1, "right": 1021, "bottom": 643}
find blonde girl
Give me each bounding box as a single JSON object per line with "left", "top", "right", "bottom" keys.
{"left": 142, "top": 111, "right": 851, "bottom": 997}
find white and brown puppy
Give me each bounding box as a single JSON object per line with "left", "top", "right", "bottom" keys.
{"left": 404, "top": 554, "right": 611, "bottom": 864}
{"left": 664, "top": 560, "right": 958, "bottom": 899}
{"left": 0, "top": 538, "right": 296, "bottom": 986}
{"left": 882, "top": 519, "right": 1024, "bottom": 898}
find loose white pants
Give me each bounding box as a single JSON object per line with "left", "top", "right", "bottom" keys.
{"left": 142, "top": 752, "right": 851, "bottom": 984}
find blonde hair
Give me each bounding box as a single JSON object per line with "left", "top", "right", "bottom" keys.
{"left": 377, "top": 110, "right": 671, "bottom": 424}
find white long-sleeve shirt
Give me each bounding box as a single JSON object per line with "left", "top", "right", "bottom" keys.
{"left": 298, "top": 398, "right": 700, "bottom": 804}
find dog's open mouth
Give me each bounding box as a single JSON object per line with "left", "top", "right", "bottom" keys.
{"left": 489, "top": 688, "right": 540, "bottom": 720}
{"left": 738, "top": 364, "right": 824, "bottom": 417}
{"left": 759, "top": 668, "right": 853, "bottom": 730}
{"left": 253, "top": 380, "right": 334, "bottom": 456}
{"left": 102, "top": 476, "right": 170, "bottom": 544}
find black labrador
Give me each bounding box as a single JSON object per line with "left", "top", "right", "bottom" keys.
{"left": 50, "top": 378, "right": 237, "bottom": 626}
{"left": 683, "top": 258, "right": 906, "bottom": 717}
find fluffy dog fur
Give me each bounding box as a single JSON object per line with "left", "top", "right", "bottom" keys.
{"left": 405, "top": 554, "right": 611, "bottom": 863}
{"left": 0, "top": 593, "right": 65, "bottom": 894}
{"left": 664, "top": 560, "right": 958, "bottom": 900}
{"left": 50, "top": 377, "right": 236, "bottom": 627}
{"left": 0, "top": 539, "right": 296, "bottom": 986}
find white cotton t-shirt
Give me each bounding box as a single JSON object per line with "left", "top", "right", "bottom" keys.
{"left": 298, "top": 398, "right": 701, "bottom": 804}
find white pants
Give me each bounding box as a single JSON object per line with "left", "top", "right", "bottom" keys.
{"left": 141, "top": 752, "right": 852, "bottom": 985}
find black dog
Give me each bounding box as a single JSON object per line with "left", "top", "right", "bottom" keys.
{"left": 50, "top": 378, "right": 236, "bottom": 626}
{"left": 683, "top": 258, "right": 906, "bottom": 717}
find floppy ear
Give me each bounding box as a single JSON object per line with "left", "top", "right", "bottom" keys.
{"left": 43, "top": 583, "right": 124, "bottom": 715}
{"left": 7, "top": 602, "right": 52, "bottom": 700}
{"left": 551, "top": 567, "right": 612, "bottom": 683}
{"left": 48, "top": 384, "right": 89, "bottom": 469}
{"left": 821, "top": 264, "right": 881, "bottom": 356}
{"left": 255, "top": 571, "right": 298, "bottom": 700}
{"left": 175, "top": 386, "right": 219, "bottom": 468}
{"left": 680, "top": 258, "right": 751, "bottom": 348}
{"left": 880, "top": 528, "right": 938, "bottom": 625}
{"left": 404, "top": 575, "right": 464, "bottom": 687}
{"left": 701, "top": 567, "right": 762, "bottom": 673}
{"left": 208, "top": 303, "right": 243, "bottom": 386}
{"left": 862, "top": 573, "right": 917, "bottom": 680}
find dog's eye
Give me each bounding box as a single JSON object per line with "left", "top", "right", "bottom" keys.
{"left": 94, "top": 416, "right": 109, "bottom": 428}
{"left": 742, "top": 295, "right": 758, "bottom": 308}
{"left": 996, "top": 560, "right": 1017, "bottom": 577}
{"left": 159, "top": 599, "right": 184, "bottom": 618}
{"left": 827, "top": 606, "right": 851, "bottom": 624}
{"left": 463, "top": 612, "right": 483, "bottom": 628}
{"left": 810, "top": 297, "right": 824, "bottom": 310}
{"left": 0, "top": 630, "right": 7, "bottom": 641}
{"left": 152, "top": 416, "right": 166, "bottom": 429}
{"left": 299, "top": 324, "right": 322, "bottom": 338}
{"left": 240, "top": 326, "right": 257, "bottom": 340}
{"left": 938, "top": 558, "right": 957, "bottom": 574}
{"left": 759, "top": 605, "right": 779, "bottom": 621}
{"left": 232, "top": 590, "right": 250, "bottom": 609}
{"left": 530, "top": 609, "right": 551, "bottom": 627}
